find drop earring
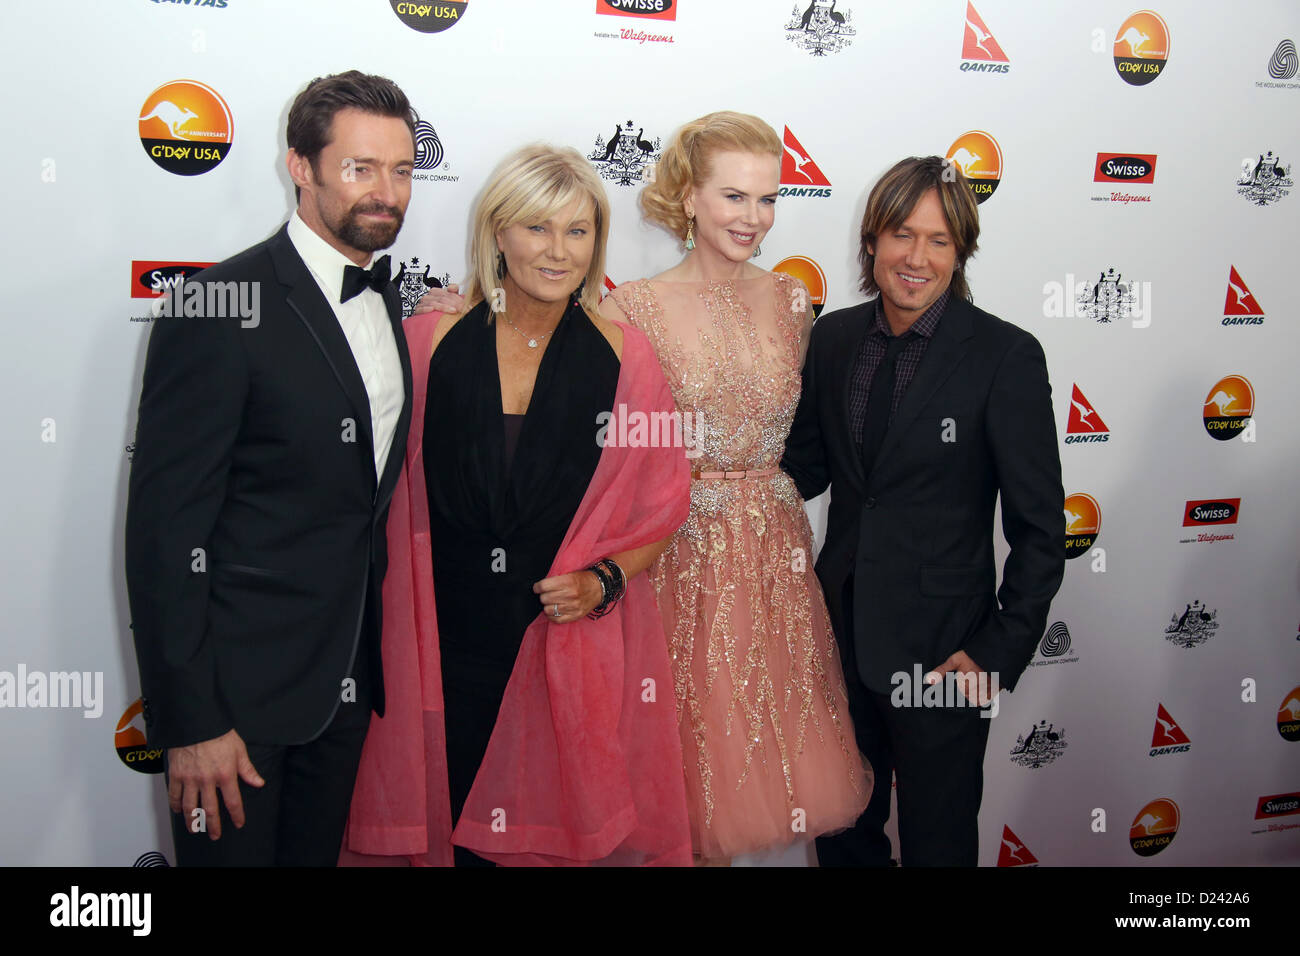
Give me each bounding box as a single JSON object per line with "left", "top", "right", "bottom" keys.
{"left": 496, "top": 251, "right": 506, "bottom": 279}
{"left": 684, "top": 217, "right": 695, "bottom": 251}
{"left": 751, "top": 243, "right": 761, "bottom": 259}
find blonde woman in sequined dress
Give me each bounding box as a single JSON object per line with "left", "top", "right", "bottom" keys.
{"left": 599, "top": 112, "right": 871, "bottom": 862}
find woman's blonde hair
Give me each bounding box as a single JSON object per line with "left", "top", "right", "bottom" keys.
{"left": 464, "top": 143, "right": 611, "bottom": 316}
{"left": 640, "top": 111, "right": 782, "bottom": 242}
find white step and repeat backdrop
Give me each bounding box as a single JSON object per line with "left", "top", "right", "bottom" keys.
{"left": 2, "top": 0, "right": 1296, "bottom": 866}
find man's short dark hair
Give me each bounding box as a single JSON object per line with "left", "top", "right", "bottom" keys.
{"left": 285, "top": 70, "right": 418, "bottom": 200}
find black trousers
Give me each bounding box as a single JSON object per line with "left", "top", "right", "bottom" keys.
{"left": 167, "top": 650, "right": 372, "bottom": 867}
{"left": 816, "top": 576, "right": 992, "bottom": 867}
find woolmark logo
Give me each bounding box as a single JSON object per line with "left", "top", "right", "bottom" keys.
{"left": 597, "top": 0, "right": 676, "bottom": 20}
{"left": 1094, "top": 153, "right": 1156, "bottom": 183}
{"left": 389, "top": 1, "right": 467, "bottom": 33}
{"left": 1182, "top": 498, "right": 1240, "bottom": 527}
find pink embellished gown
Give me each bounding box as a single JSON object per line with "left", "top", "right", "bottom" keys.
{"left": 607, "top": 272, "right": 871, "bottom": 859}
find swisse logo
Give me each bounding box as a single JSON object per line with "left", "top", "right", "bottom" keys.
{"left": 597, "top": 0, "right": 676, "bottom": 20}
{"left": 390, "top": 0, "right": 467, "bottom": 33}
{"left": 1255, "top": 793, "right": 1300, "bottom": 818}
{"left": 131, "top": 260, "right": 215, "bottom": 299}
{"left": 1095, "top": 153, "right": 1156, "bottom": 183}
{"left": 1182, "top": 499, "right": 1240, "bottom": 526}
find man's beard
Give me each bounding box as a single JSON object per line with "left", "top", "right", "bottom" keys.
{"left": 333, "top": 201, "right": 404, "bottom": 252}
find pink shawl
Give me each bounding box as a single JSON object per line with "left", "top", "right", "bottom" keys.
{"left": 343, "top": 311, "right": 693, "bottom": 866}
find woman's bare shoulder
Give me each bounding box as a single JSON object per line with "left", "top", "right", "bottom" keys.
{"left": 588, "top": 309, "right": 624, "bottom": 361}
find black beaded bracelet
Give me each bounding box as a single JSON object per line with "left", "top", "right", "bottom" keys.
{"left": 586, "top": 558, "right": 626, "bottom": 619}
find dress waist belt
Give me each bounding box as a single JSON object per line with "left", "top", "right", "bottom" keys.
{"left": 691, "top": 467, "right": 779, "bottom": 481}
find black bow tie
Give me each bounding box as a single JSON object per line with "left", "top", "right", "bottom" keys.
{"left": 340, "top": 254, "right": 391, "bottom": 303}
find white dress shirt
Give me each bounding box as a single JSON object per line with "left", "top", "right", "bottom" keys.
{"left": 287, "top": 212, "right": 404, "bottom": 482}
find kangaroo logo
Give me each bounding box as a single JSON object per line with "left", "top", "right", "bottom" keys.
{"left": 1117, "top": 26, "right": 1149, "bottom": 56}
{"left": 1203, "top": 390, "right": 1242, "bottom": 416}
{"left": 949, "top": 147, "right": 981, "bottom": 176}
{"left": 140, "top": 101, "right": 199, "bottom": 139}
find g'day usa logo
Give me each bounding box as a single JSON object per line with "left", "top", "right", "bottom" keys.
{"left": 1092, "top": 152, "right": 1155, "bottom": 205}
{"left": 389, "top": 1, "right": 467, "bottom": 33}
{"left": 1130, "top": 798, "right": 1179, "bottom": 856}
{"left": 138, "top": 79, "right": 232, "bottom": 175}
{"left": 1277, "top": 686, "right": 1300, "bottom": 742}
{"left": 1113, "top": 10, "right": 1170, "bottom": 86}
{"left": 946, "top": 131, "right": 1002, "bottom": 204}
{"left": 1202, "top": 375, "right": 1254, "bottom": 441}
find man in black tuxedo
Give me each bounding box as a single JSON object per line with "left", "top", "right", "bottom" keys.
{"left": 782, "top": 156, "right": 1064, "bottom": 866}
{"left": 125, "top": 71, "right": 417, "bottom": 865}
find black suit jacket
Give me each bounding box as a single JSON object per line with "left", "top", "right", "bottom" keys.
{"left": 125, "top": 223, "right": 412, "bottom": 749}
{"left": 781, "top": 295, "right": 1064, "bottom": 694}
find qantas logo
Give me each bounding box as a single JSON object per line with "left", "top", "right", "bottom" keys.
{"left": 1149, "top": 703, "right": 1190, "bottom": 755}
{"left": 1064, "top": 384, "right": 1109, "bottom": 443}
{"left": 961, "top": 2, "right": 1009, "bottom": 71}
{"left": 779, "top": 126, "right": 832, "bottom": 197}
{"left": 1223, "top": 266, "right": 1265, "bottom": 325}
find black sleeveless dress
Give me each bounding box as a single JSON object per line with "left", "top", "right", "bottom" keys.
{"left": 423, "top": 299, "right": 619, "bottom": 865}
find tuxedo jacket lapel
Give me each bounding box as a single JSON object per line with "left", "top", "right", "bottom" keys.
{"left": 374, "top": 283, "right": 412, "bottom": 515}
{"left": 268, "top": 226, "right": 377, "bottom": 491}
{"left": 873, "top": 296, "right": 975, "bottom": 471}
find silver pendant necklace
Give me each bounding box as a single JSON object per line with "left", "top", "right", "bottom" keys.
{"left": 503, "top": 313, "right": 556, "bottom": 349}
